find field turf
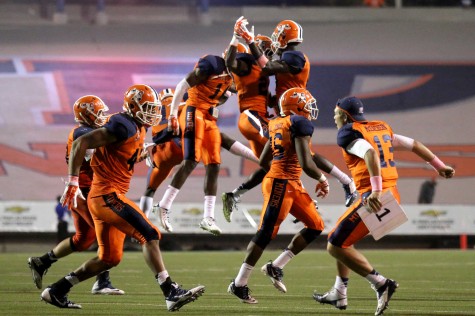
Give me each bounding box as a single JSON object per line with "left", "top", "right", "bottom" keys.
{"left": 1, "top": 250, "right": 474, "bottom": 315}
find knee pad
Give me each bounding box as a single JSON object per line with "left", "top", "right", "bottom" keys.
{"left": 299, "top": 227, "right": 322, "bottom": 244}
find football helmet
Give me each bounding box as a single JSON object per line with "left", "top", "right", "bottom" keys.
{"left": 73, "top": 95, "right": 109, "bottom": 128}
{"left": 255, "top": 34, "right": 273, "bottom": 58}
{"left": 271, "top": 20, "right": 303, "bottom": 53}
{"left": 123, "top": 84, "right": 162, "bottom": 126}
{"left": 223, "top": 43, "right": 249, "bottom": 58}
{"left": 158, "top": 88, "right": 174, "bottom": 107}
{"left": 278, "top": 87, "right": 318, "bottom": 120}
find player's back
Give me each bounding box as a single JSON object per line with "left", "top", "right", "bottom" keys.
{"left": 266, "top": 115, "right": 314, "bottom": 180}
{"left": 186, "top": 55, "right": 232, "bottom": 111}
{"left": 233, "top": 53, "right": 270, "bottom": 113}
{"left": 90, "top": 113, "right": 146, "bottom": 195}
{"left": 339, "top": 120, "right": 398, "bottom": 193}
{"left": 275, "top": 51, "right": 310, "bottom": 99}
{"left": 67, "top": 125, "right": 94, "bottom": 189}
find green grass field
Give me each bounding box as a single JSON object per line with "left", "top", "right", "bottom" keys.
{"left": 1, "top": 250, "right": 474, "bottom": 315}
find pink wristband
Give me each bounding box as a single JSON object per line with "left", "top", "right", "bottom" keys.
{"left": 257, "top": 54, "right": 268, "bottom": 68}
{"left": 428, "top": 156, "right": 445, "bottom": 170}
{"left": 68, "top": 175, "right": 79, "bottom": 184}
{"left": 370, "top": 176, "right": 383, "bottom": 192}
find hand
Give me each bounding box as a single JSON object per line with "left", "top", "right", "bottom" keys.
{"left": 60, "top": 175, "right": 85, "bottom": 210}
{"left": 167, "top": 115, "right": 179, "bottom": 136}
{"left": 315, "top": 178, "right": 330, "bottom": 198}
{"left": 142, "top": 143, "right": 156, "bottom": 168}
{"left": 438, "top": 166, "right": 455, "bottom": 179}
{"left": 364, "top": 191, "right": 382, "bottom": 213}
{"left": 234, "top": 16, "right": 254, "bottom": 44}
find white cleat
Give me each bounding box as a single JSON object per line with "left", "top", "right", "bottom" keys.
{"left": 199, "top": 217, "right": 222, "bottom": 236}
{"left": 313, "top": 287, "right": 348, "bottom": 310}
{"left": 154, "top": 204, "right": 173, "bottom": 232}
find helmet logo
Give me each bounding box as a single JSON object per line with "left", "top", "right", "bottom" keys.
{"left": 131, "top": 89, "right": 143, "bottom": 102}
{"left": 292, "top": 91, "right": 307, "bottom": 104}
{"left": 79, "top": 102, "right": 95, "bottom": 112}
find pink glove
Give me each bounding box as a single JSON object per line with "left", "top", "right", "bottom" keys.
{"left": 60, "top": 175, "right": 85, "bottom": 210}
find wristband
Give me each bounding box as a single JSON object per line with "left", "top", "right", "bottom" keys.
{"left": 428, "top": 156, "right": 445, "bottom": 170}
{"left": 318, "top": 174, "right": 327, "bottom": 183}
{"left": 68, "top": 175, "right": 79, "bottom": 185}
{"left": 257, "top": 54, "right": 268, "bottom": 68}
{"left": 370, "top": 176, "right": 382, "bottom": 192}
{"left": 230, "top": 35, "right": 239, "bottom": 47}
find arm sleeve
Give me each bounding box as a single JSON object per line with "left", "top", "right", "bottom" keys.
{"left": 392, "top": 133, "right": 415, "bottom": 150}
{"left": 346, "top": 139, "right": 374, "bottom": 159}
{"left": 170, "top": 78, "right": 190, "bottom": 117}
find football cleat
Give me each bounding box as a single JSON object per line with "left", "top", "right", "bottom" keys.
{"left": 261, "top": 261, "right": 287, "bottom": 293}
{"left": 165, "top": 282, "right": 205, "bottom": 312}
{"left": 154, "top": 204, "right": 173, "bottom": 232}
{"left": 228, "top": 280, "right": 258, "bottom": 304}
{"left": 343, "top": 179, "right": 358, "bottom": 207}
{"left": 199, "top": 217, "right": 222, "bottom": 236}
{"left": 373, "top": 279, "right": 399, "bottom": 316}
{"left": 91, "top": 271, "right": 125, "bottom": 295}
{"left": 41, "top": 287, "right": 82, "bottom": 309}
{"left": 28, "top": 257, "right": 47, "bottom": 289}
{"left": 222, "top": 192, "right": 240, "bottom": 222}
{"left": 313, "top": 287, "right": 348, "bottom": 310}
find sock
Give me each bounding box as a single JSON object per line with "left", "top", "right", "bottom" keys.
{"left": 65, "top": 272, "right": 80, "bottom": 286}
{"left": 365, "top": 269, "right": 386, "bottom": 288}
{"left": 203, "top": 195, "right": 216, "bottom": 218}
{"left": 139, "top": 196, "right": 154, "bottom": 217}
{"left": 330, "top": 166, "right": 351, "bottom": 185}
{"left": 229, "top": 141, "right": 259, "bottom": 163}
{"left": 39, "top": 250, "right": 58, "bottom": 268}
{"left": 235, "top": 263, "right": 254, "bottom": 287}
{"left": 334, "top": 276, "right": 349, "bottom": 294}
{"left": 156, "top": 270, "right": 170, "bottom": 284}
{"left": 232, "top": 187, "right": 248, "bottom": 198}
{"left": 157, "top": 275, "right": 172, "bottom": 297}
{"left": 97, "top": 270, "right": 110, "bottom": 282}
{"left": 272, "top": 248, "right": 295, "bottom": 269}
{"left": 159, "top": 185, "right": 180, "bottom": 210}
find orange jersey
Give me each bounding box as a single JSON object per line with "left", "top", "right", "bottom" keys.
{"left": 233, "top": 53, "right": 270, "bottom": 113}
{"left": 90, "top": 113, "right": 146, "bottom": 196}
{"left": 275, "top": 51, "right": 310, "bottom": 99}
{"left": 66, "top": 125, "right": 94, "bottom": 189}
{"left": 186, "top": 55, "right": 233, "bottom": 111}
{"left": 337, "top": 120, "right": 398, "bottom": 194}
{"left": 266, "top": 114, "right": 314, "bottom": 180}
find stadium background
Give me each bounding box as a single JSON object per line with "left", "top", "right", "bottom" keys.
{"left": 0, "top": 1, "right": 474, "bottom": 249}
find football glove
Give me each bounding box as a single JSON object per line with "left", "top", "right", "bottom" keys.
{"left": 142, "top": 143, "right": 156, "bottom": 168}
{"left": 234, "top": 16, "right": 254, "bottom": 44}
{"left": 315, "top": 177, "right": 330, "bottom": 198}
{"left": 60, "top": 175, "right": 85, "bottom": 210}
{"left": 167, "top": 114, "right": 179, "bottom": 136}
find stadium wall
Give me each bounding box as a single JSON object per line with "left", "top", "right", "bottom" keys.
{"left": 0, "top": 4, "right": 473, "bottom": 250}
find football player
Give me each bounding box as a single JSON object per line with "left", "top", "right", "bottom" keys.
{"left": 228, "top": 88, "right": 329, "bottom": 303}
{"left": 223, "top": 18, "right": 357, "bottom": 220}
{"left": 28, "top": 95, "right": 124, "bottom": 295}
{"left": 222, "top": 36, "right": 273, "bottom": 222}
{"left": 155, "top": 52, "right": 233, "bottom": 236}
{"left": 42, "top": 84, "right": 204, "bottom": 311}
{"left": 313, "top": 96, "right": 455, "bottom": 315}
{"left": 139, "top": 88, "right": 258, "bottom": 219}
